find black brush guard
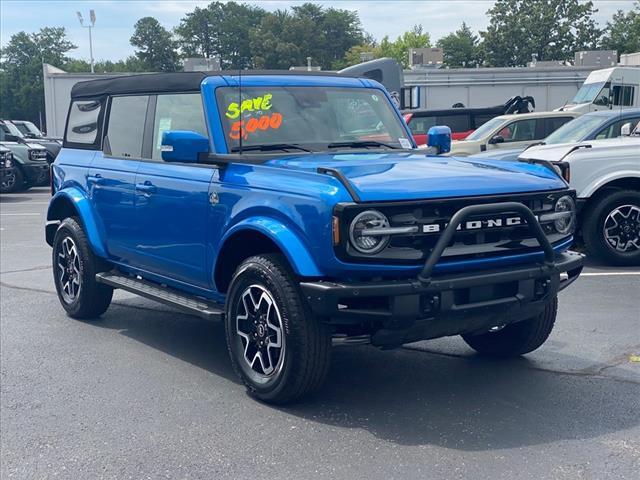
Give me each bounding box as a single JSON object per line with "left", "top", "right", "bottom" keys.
{"left": 300, "top": 202, "right": 583, "bottom": 348}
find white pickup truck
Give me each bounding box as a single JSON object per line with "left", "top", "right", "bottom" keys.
{"left": 518, "top": 123, "right": 640, "bottom": 265}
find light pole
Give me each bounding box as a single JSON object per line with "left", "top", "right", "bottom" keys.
{"left": 76, "top": 10, "right": 96, "bottom": 73}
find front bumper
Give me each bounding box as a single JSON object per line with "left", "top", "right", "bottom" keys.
{"left": 301, "top": 201, "right": 584, "bottom": 348}
{"left": 21, "top": 163, "right": 50, "bottom": 185}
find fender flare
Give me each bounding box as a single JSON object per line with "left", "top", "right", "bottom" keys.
{"left": 217, "top": 216, "right": 322, "bottom": 277}
{"left": 47, "top": 188, "right": 108, "bottom": 258}
{"left": 580, "top": 171, "right": 640, "bottom": 198}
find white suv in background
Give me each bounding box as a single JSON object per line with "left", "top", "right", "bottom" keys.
{"left": 518, "top": 123, "right": 640, "bottom": 265}
{"left": 448, "top": 111, "right": 581, "bottom": 156}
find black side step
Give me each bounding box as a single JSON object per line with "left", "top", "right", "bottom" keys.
{"left": 96, "top": 272, "right": 225, "bottom": 321}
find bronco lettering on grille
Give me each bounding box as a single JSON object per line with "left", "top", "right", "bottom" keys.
{"left": 422, "top": 216, "right": 523, "bottom": 233}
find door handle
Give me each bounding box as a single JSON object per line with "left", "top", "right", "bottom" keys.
{"left": 135, "top": 181, "right": 157, "bottom": 195}
{"left": 86, "top": 173, "right": 104, "bottom": 185}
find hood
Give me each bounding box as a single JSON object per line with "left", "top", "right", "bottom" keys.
{"left": 519, "top": 137, "right": 640, "bottom": 162}
{"left": 266, "top": 152, "right": 566, "bottom": 202}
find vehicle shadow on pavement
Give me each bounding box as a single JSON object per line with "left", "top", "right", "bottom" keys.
{"left": 92, "top": 298, "right": 639, "bottom": 451}
{"left": 280, "top": 346, "right": 640, "bottom": 450}
{"left": 94, "top": 300, "right": 240, "bottom": 384}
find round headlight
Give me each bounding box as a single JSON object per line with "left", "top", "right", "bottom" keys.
{"left": 349, "top": 210, "right": 390, "bottom": 254}
{"left": 554, "top": 195, "right": 575, "bottom": 234}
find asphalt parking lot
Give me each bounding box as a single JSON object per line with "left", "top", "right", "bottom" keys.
{"left": 1, "top": 187, "right": 639, "bottom": 479}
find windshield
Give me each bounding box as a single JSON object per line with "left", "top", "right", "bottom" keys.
{"left": 1, "top": 122, "right": 24, "bottom": 138}
{"left": 544, "top": 115, "right": 604, "bottom": 144}
{"left": 464, "top": 116, "right": 504, "bottom": 141}
{"left": 570, "top": 81, "right": 608, "bottom": 104}
{"left": 215, "top": 86, "right": 410, "bottom": 152}
{"left": 14, "top": 123, "right": 31, "bottom": 135}
{"left": 20, "top": 121, "right": 41, "bottom": 136}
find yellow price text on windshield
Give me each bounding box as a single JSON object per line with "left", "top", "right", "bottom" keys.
{"left": 226, "top": 94, "right": 273, "bottom": 119}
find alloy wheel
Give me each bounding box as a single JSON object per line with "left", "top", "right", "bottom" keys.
{"left": 234, "top": 284, "right": 285, "bottom": 377}
{"left": 57, "top": 236, "right": 82, "bottom": 303}
{"left": 603, "top": 204, "right": 640, "bottom": 253}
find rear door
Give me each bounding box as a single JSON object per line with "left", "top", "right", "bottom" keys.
{"left": 132, "top": 92, "right": 213, "bottom": 288}
{"left": 88, "top": 95, "right": 148, "bottom": 261}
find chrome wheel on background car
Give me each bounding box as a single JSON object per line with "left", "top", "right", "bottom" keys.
{"left": 234, "top": 284, "right": 285, "bottom": 378}
{"left": 603, "top": 204, "right": 640, "bottom": 253}
{"left": 56, "top": 236, "right": 82, "bottom": 303}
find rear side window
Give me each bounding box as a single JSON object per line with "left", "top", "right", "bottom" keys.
{"left": 106, "top": 95, "right": 149, "bottom": 158}
{"left": 65, "top": 100, "right": 103, "bottom": 146}
{"left": 612, "top": 86, "right": 635, "bottom": 107}
{"left": 152, "top": 93, "right": 207, "bottom": 160}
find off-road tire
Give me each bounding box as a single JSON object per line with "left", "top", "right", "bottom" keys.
{"left": 225, "top": 254, "right": 331, "bottom": 404}
{"left": 583, "top": 190, "right": 640, "bottom": 266}
{"left": 52, "top": 217, "right": 113, "bottom": 319}
{"left": 1, "top": 166, "right": 25, "bottom": 193}
{"left": 461, "top": 296, "right": 558, "bottom": 357}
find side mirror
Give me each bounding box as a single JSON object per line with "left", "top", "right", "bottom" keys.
{"left": 427, "top": 125, "right": 451, "bottom": 154}
{"left": 488, "top": 135, "right": 504, "bottom": 145}
{"left": 161, "top": 130, "right": 209, "bottom": 163}
{"left": 24, "top": 132, "right": 36, "bottom": 139}
{"left": 620, "top": 122, "right": 632, "bottom": 136}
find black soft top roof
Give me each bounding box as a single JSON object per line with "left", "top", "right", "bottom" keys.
{"left": 70, "top": 70, "right": 346, "bottom": 99}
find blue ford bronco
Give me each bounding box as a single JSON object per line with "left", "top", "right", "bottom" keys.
{"left": 47, "top": 71, "right": 583, "bottom": 403}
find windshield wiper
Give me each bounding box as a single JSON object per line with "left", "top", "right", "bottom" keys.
{"left": 230, "top": 143, "right": 313, "bottom": 153}
{"left": 326, "top": 140, "right": 400, "bottom": 150}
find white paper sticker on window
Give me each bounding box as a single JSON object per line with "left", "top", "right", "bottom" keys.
{"left": 398, "top": 137, "right": 412, "bottom": 149}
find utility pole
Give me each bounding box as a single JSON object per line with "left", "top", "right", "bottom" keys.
{"left": 76, "top": 10, "right": 96, "bottom": 73}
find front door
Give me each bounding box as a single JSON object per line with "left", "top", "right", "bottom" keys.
{"left": 88, "top": 95, "right": 148, "bottom": 261}
{"left": 132, "top": 93, "right": 213, "bottom": 288}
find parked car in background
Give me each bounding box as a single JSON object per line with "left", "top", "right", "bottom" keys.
{"left": 11, "top": 120, "right": 62, "bottom": 141}
{"left": 403, "top": 95, "right": 535, "bottom": 145}
{"left": 46, "top": 72, "right": 582, "bottom": 404}
{"left": 0, "top": 131, "right": 48, "bottom": 193}
{"left": 448, "top": 111, "right": 581, "bottom": 156}
{"left": 0, "top": 120, "right": 61, "bottom": 165}
{"left": 0, "top": 145, "right": 17, "bottom": 193}
{"left": 519, "top": 125, "right": 640, "bottom": 265}
{"left": 469, "top": 108, "right": 640, "bottom": 161}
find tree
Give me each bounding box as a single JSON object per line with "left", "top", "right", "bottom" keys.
{"left": 130, "top": 17, "right": 180, "bottom": 72}
{"left": 437, "top": 22, "right": 482, "bottom": 68}
{"left": 250, "top": 3, "right": 363, "bottom": 70}
{"left": 175, "top": 2, "right": 265, "bottom": 69}
{"left": 481, "top": 0, "right": 601, "bottom": 67}
{"left": 377, "top": 25, "right": 430, "bottom": 68}
{"left": 0, "top": 27, "right": 76, "bottom": 123}
{"left": 601, "top": 2, "right": 640, "bottom": 56}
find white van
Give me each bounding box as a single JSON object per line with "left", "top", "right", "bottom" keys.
{"left": 558, "top": 67, "right": 640, "bottom": 114}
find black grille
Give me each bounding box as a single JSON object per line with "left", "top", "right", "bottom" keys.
{"left": 335, "top": 190, "right": 572, "bottom": 264}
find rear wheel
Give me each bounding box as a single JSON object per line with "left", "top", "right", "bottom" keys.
{"left": 583, "top": 190, "right": 640, "bottom": 266}
{"left": 225, "top": 254, "right": 331, "bottom": 404}
{"left": 462, "top": 296, "right": 557, "bottom": 357}
{"left": 52, "top": 217, "right": 113, "bottom": 319}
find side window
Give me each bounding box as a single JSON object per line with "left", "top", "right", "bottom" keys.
{"left": 472, "top": 114, "right": 495, "bottom": 129}
{"left": 408, "top": 115, "right": 436, "bottom": 134}
{"left": 544, "top": 117, "right": 573, "bottom": 136}
{"left": 498, "top": 118, "right": 536, "bottom": 142}
{"left": 595, "top": 117, "right": 640, "bottom": 139}
{"left": 436, "top": 114, "right": 469, "bottom": 132}
{"left": 612, "top": 86, "right": 635, "bottom": 106}
{"left": 106, "top": 95, "right": 149, "bottom": 158}
{"left": 152, "top": 93, "right": 207, "bottom": 160}
{"left": 66, "top": 100, "right": 102, "bottom": 146}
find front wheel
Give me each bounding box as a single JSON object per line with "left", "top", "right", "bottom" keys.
{"left": 583, "top": 190, "right": 640, "bottom": 266}
{"left": 461, "top": 296, "right": 558, "bottom": 357}
{"left": 225, "top": 254, "right": 331, "bottom": 404}
{"left": 52, "top": 217, "right": 113, "bottom": 319}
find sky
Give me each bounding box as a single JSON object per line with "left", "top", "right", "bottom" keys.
{"left": 1, "top": 0, "right": 636, "bottom": 63}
